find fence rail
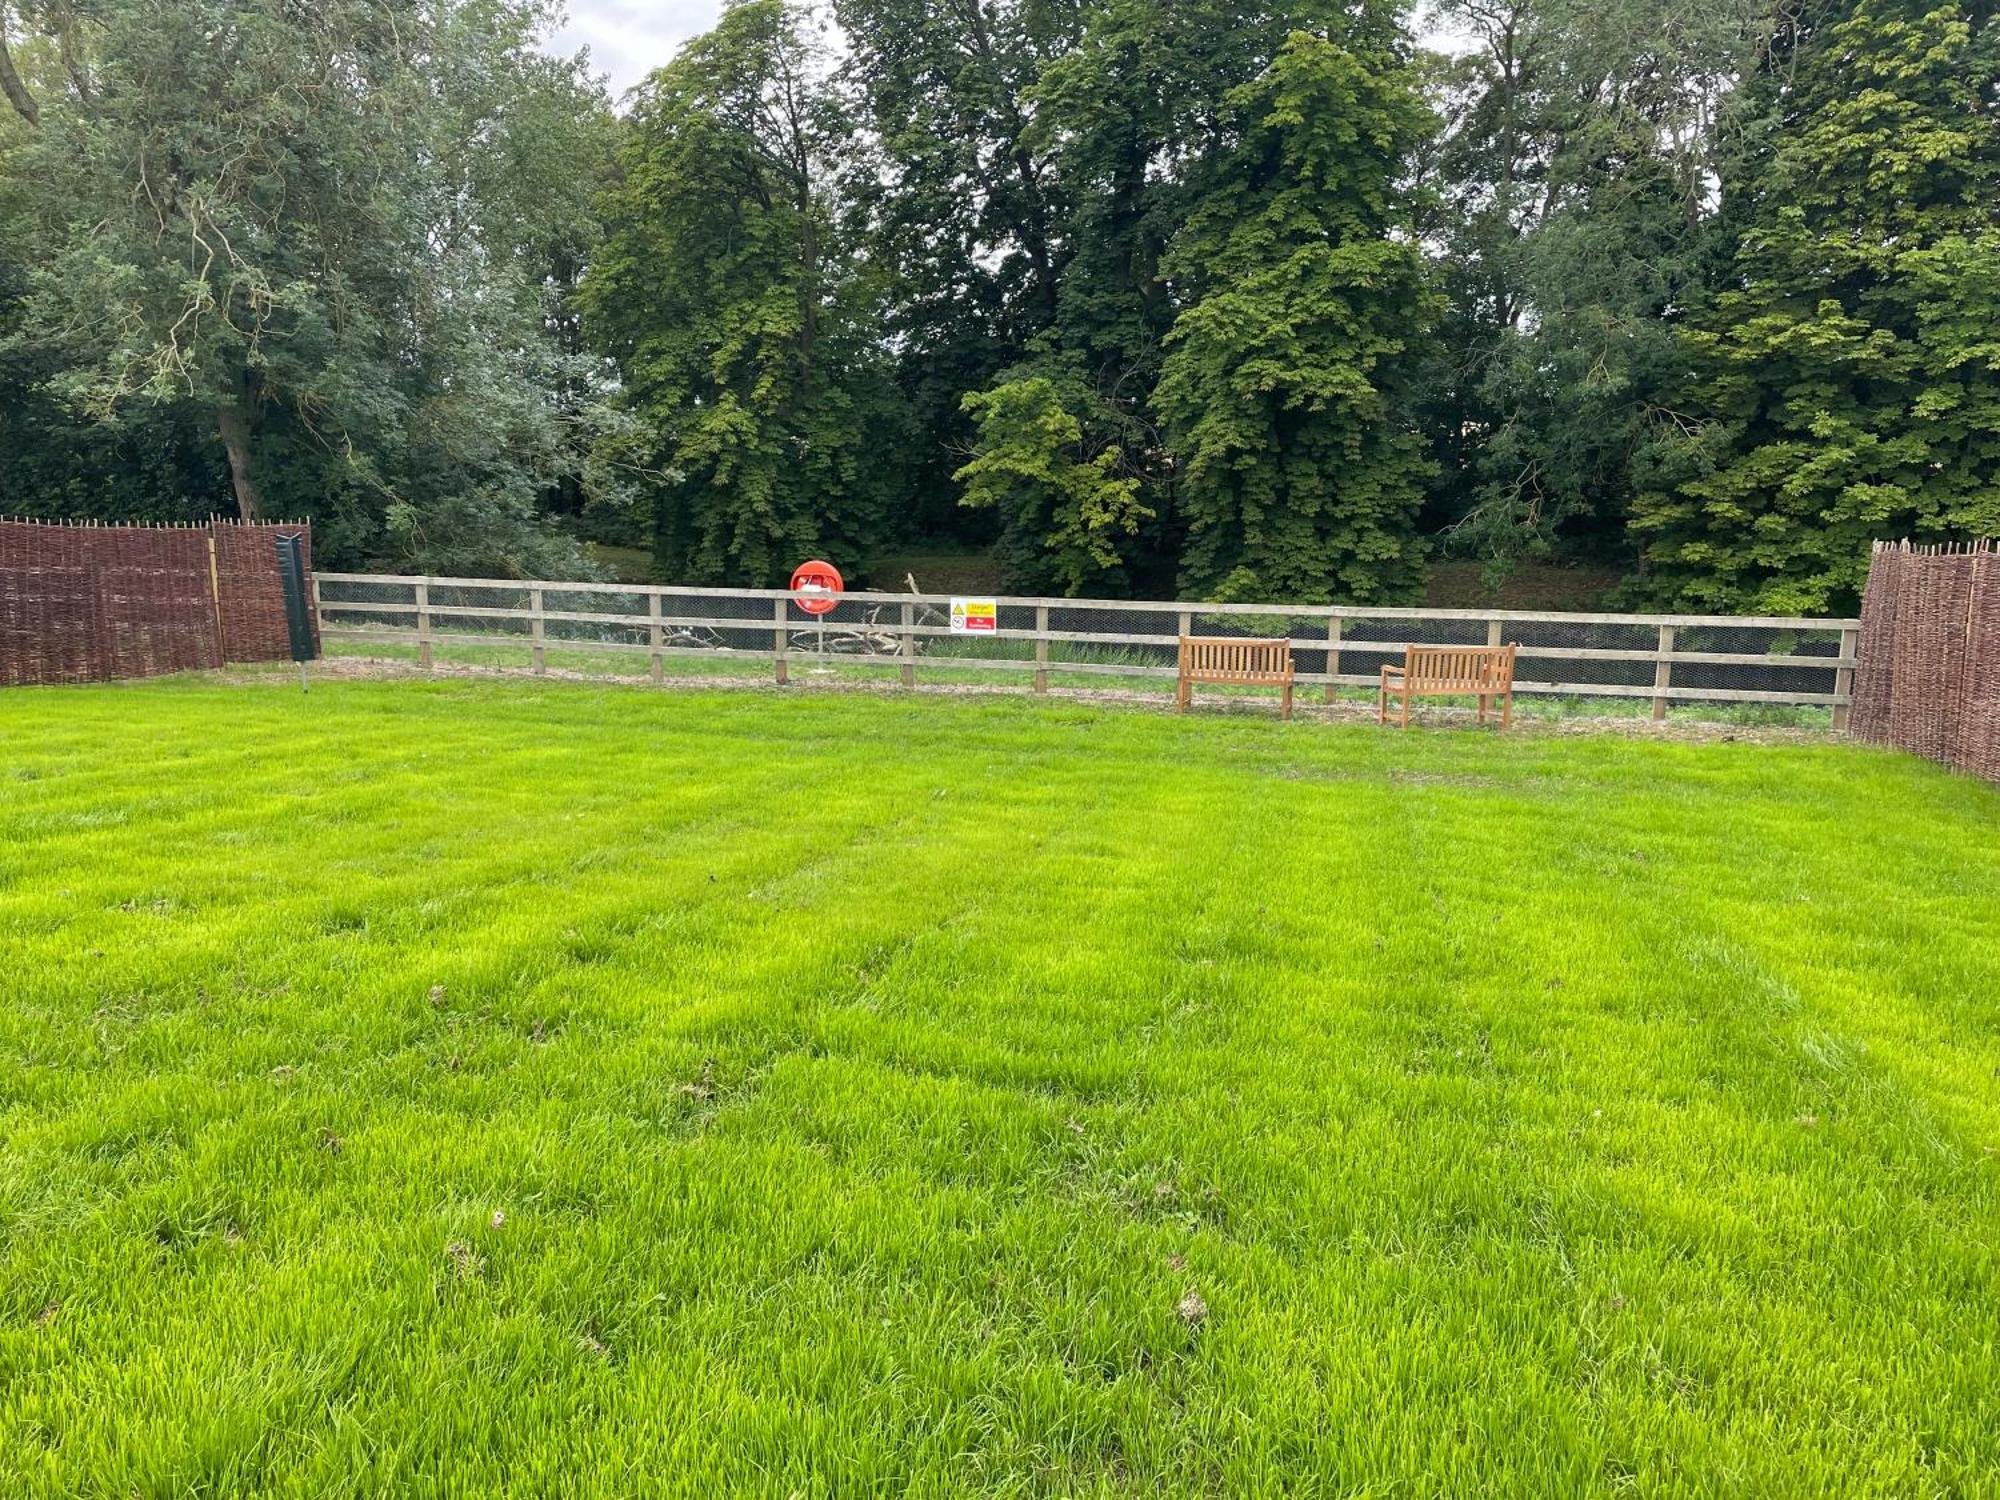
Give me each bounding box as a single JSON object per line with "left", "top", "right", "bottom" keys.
{"left": 315, "top": 574, "right": 1863, "bottom": 723}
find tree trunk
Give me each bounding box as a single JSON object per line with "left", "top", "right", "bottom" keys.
{"left": 217, "top": 400, "right": 264, "bottom": 520}
{"left": 0, "top": 19, "right": 40, "bottom": 127}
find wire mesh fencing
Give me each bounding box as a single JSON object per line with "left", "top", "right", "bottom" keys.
{"left": 315, "top": 574, "right": 1862, "bottom": 724}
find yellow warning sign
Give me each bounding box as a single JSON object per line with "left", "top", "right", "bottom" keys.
{"left": 950, "top": 598, "right": 999, "bottom": 634}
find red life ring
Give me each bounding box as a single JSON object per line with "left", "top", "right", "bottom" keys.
{"left": 789, "top": 560, "right": 844, "bottom": 617}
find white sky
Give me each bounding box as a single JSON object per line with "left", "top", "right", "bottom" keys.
{"left": 547, "top": 0, "right": 724, "bottom": 98}
{"left": 546, "top": 2, "right": 1474, "bottom": 102}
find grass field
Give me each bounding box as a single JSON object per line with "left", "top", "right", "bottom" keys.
{"left": 2, "top": 678, "right": 1997, "bottom": 1496}
{"left": 320, "top": 640, "right": 1838, "bottom": 730}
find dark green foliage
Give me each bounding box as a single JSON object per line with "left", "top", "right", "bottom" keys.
{"left": 1415, "top": 0, "right": 1757, "bottom": 578}
{"left": 583, "top": 1, "right": 910, "bottom": 585}
{"left": 8, "top": 0, "right": 1998, "bottom": 604}
{"left": 0, "top": 28, "right": 227, "bottom": 521}
{"left": 956, "top": 366, "right": 1151, "bottom": 595}
{"left": 0, "top": 311, "right": 230, "bottom": 524}
{"left": 1629, "top": 0, "right": 2000, "bottom": 613}
{"left": 1155, "top": 31, "right": 1434, "bottom": 604}
{"left": 939, "top": 0, "right": 1436, "bottom": 600}
{"left": 829, "top": 0, "right": 1083, "bottom": 550}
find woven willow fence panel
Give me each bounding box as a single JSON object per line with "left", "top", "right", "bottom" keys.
{"left": 1851, "top": 540, "right": 1999, "bottom": 782}
{"left": 0, "top": 518, "right": 315, "bottom": 687}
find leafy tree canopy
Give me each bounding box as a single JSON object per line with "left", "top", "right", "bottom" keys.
{"left": 582, "top": 0, "right": 910, "bottom": 585}
{"left": 1156, "top": 27, "right": 1436, "bottom": 604}
{"left": 1630, "top": 0, "right": 2000, "bottom": 613}
{"left": 6, "top": 0, "right": 1995, "bottom": 605}
{"left": 1, "top": 0, "right": 620, "bottom": 574}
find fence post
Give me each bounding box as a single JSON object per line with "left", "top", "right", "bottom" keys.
{"left": 530, "top": 587, "right": 546, "bottom": 675}
{"left": 415, "top": 580, "right": 433, "bottom": 671}
{"left": 1651, "top": 624, "right": 1675, "bottom": 721}
{"left": 900, "top": 603, "right": 916, "bottom": 688}
{"left": 1324, "top": 616, "right": 1342, "bottom": 705}
{"left": 1486, "top": 618, "right": 1503, "bottom": 651}
{"left": 773, "top": 598, "right": 789, "bottom": 685}
{"left": 648, "top": 590, "right": 664, "bottom": 686}
{"left": 205, "top": 529, "right": 226, "bottom": 667}
{"left": 1833, "top": 626, "right": 1859, "bottom": 733}
{"left": 1035, "top": 605, "right": 1050, "bottom": 693}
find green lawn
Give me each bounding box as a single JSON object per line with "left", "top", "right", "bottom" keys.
{"left": 322, "top": 640, "right": 1837, "bottom": 730}
{"left": 2, "top": 679, "right": 1996, "bottom": 1497}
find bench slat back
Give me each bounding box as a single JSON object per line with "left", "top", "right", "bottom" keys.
{"left": 1404, "top": 644, "right": 1516, "bottom": 692}
{"left": 1180, "top": 636, "right": 1291, "bottom": 682}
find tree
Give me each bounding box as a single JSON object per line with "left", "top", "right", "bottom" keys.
{"left": 0, "top": 2, "right": 228, "bottom": 521}
{"left": 946, "top": 0, "right": 1190, "bottom": 594}
{"left": 1154, "top": 28, "right": 1436, "bottom": 604}
{"left": 1415, "top": 0, "right": 1764, "bottom": 578}
{"left": 945, "top": 0, "right": 1413, "bottom": 595}
{"left": 829, "top": 0, "right": 1087, "bottom": 546}
{"left": 583, "top": 0, "right": 908, "bottom": 586}
{"left": 1, "top": 0, "right": 615, "bottom": 574}
{"left": 955, "top": 368, "right": 1150, "bottom": 594}
{"left": 1629, "top": 0, "right": 2000, "bottom": 613}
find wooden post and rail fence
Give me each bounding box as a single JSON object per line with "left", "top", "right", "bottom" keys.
{"left": 311, "top": 574, "right": 1864, "bottom": 724}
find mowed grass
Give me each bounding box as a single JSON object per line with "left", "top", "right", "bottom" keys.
{"left": 321, "top": 640, "right": 1837, "bottom": 729}
{"left": 1, "top": 679, "right": 1997, "bottom": 1497}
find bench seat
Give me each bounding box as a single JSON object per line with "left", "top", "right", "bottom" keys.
{"left": 1380, "top": 644, "right": 1517, "bottom": 727}
{"left": 1178, "top": 636, "right": 1294, "bottom": 719}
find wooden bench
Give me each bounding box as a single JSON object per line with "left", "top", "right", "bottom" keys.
{"left": 1379, "top": 644, "right": 1517, "bottom": 727}
{"left": 1178, "top": 637, "right": 1295, "bottom": 719}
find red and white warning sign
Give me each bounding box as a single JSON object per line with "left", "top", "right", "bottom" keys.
{"left": 950, "top": 598, "right": 998, "bottom": 634}
{"left": 790, "top": 559, "right": 843, "bottom": 617}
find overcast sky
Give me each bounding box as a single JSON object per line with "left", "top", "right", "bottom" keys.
{"left": 545, "top": 2, "right": 1471, "bottom": 102}
{"left": 547, "top": 0, "right": 724, "bottom": 98}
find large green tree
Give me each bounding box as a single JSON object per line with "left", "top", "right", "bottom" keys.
{"left": 941, "top": 0, "right": 1188, "bottom": 595}
{"left": 1154, "top": 28, "right": 1435, "bottom": 603}
{"left": 946, "top": 0, "right": 1244, "bottom": 595}
{"left": 1415, "top": 0, "right": 1762, "bottom": 577}
{"left": 955, "top": 365, "right": 1151, "bottom": 593}
{"left": 1, "top": 0, "right": 614, "bottom": 573}
{"left": 1630, "top": 0, "right": 2000, "bottom": 612}
{"left": 0, "top": 3, "right": 231, "bottom": 521}
{"left": 584, "top": 0, "right": 908, "bottom": 585}
{"left": 830, "top": 0, "right": 1086, "bottom": 546}
{"left": 15, "top": 0, "right": 1994, "bottom": 606}
{"left": 947, "top": 0, "right": 1434, "bottom": 598}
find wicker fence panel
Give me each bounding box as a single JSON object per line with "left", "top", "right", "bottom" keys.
{"left": 1958, "top": 551, "right": 1999, "bottom": 783}
{"left": 1851, "top": 540, "right": 1998, "bottom": 783}
{"left": 0, "top": 518, "right": 313, "bottom": 687}
{"left": 1851, "top": 549, "right": 1897, "bottom": 734}
{"left": 0, "top": 566, "right": 103, "bottom": 686}
{"left": 213, "top": 520, "right": 318, "bottom": 660}
{"left": 102, "top": 525, "right": 217, "bottom": 681}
